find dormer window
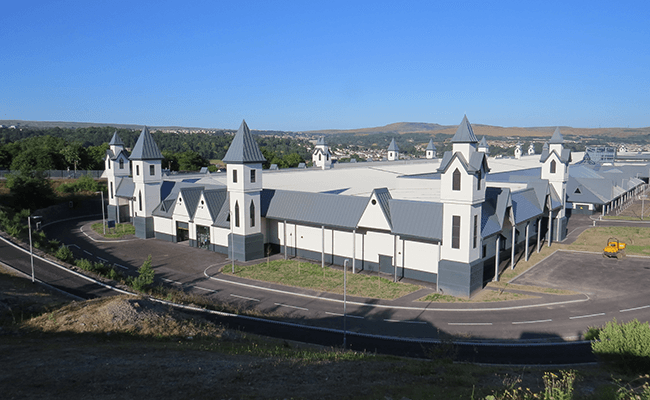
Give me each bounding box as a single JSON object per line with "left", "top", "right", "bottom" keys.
{"left": 453, "top": 168, "right": 461, "bottom": 191}
{"left": 550, "top": 160, "right": 556, "bottom": 174}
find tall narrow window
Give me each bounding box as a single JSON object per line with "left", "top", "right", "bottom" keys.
{"left": 139, "top": 191, "right": 142, "bottom": 211}
{"left": 326, "top": 153, "right": 329, "bottom": 160}
{"left": 108, "top": 159, "right": 111, "bottom": 169}
{"left": 452, "top": 169, "right": 461, "bottom": 191}
{"left": 233, "top": 169, "right": 238, "bottom": 183}
{"left": 319, "top": 154, "right": 322, "bottom": 161}
{"left": 473, "top": 215, "right": 478, "bottom": 248}
{"left": 234, "top": 201, "right": 240, "bottom": 228}
{"left": 119, "top": 159, "right": 124, "bottom": 169}
{"left": 110, "top": 182, "right": 114, "bottom": 199}
{"left": 477, "top": 170, "right": 482, "bottom": 190}
{"left": 250, "top": 200, "right": 255, "bottom": 227}
{"left": 452, "top": 215, "right": 461, "bottom": 249}
{"left": 150, "top": 165, "right": 155, "bottom": 175}
{"left": 550, "top": 160, "right": 556, "bottom": 174}
{"left": 136, "top": 165, "right": 139, "bottom": 176}
{"left": 250, "top": 169, "right": 256, "bottom": 183}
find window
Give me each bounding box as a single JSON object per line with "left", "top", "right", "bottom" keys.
{"left": 119, "top": 159, "right": 124, "bottom": 169}
{"left": 477, "top": 169, "right": 482, "bottom": 190}
{"left": 250, "top": 169, "right": 256, "bottom": 183}
{"left": 319, "top": 154, "right": 322, "bottom": 161}
{"left": 108, "top": 159, "right": 111, "bottom": 169}
{"left": 250, "top": 200, "right": 255, "bottom": 227}
{"left": 452, "top": 215, "right": 461, "bottom": 249}
{"left": 110, "top": 182, "right": 114, "bottom": 199}
{"left": 136, "top": 165, "right": 139, "bottom": 176}
{"left": 574, "top": 187, "right": 581, "bottom": 194}
{"left": 234, "top": 201, "right": 240, "bottom": 228}
{"left": 150, "top": 165, "right": 155, "bottom": 175}
{"left": 233, "top": 169, "right": 238, "bottom": 183}
{"left": 550, "top": 160, "right": 556, "bottom": 174}
{"left": 473, "top": 215, "right": 478, "bottom": 248}
{"left": 452, "top": 169, "right": 461, "bottom": 191}
{"left": 138, "top": 191, "right": 142, "bottom": 211}
{"left": 326, "top": 153, "right": 329, "bottom": 161}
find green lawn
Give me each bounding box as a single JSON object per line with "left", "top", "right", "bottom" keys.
{"left": 222, "top": 259, "right": 421, "bottom": 300}
{"left": 91, "top": 222, "right": 135, "bottom": 239}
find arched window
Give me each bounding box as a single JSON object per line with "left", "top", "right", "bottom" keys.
{"left": 453, "top": 168, "right": 461, "bottom": 191}
{"left": 234, "top": 201, "right": 240, "bottom": 228}
{"left": 550, "top": 160, "right": 556, "bottom": 174}
{"left": 250, "top": 200, "right": 255, "bottom": 227}
{"left": 138, "top": 191, "right": 142, "bottom": 211}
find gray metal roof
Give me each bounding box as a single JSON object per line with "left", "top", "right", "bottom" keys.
{"left": 482, "top": 187, "right": 511, "bottom": 238}
{"left": 425, "top": 139, "right": 436, "bottom": 151}
{"left": 569, "top": 165, "right": 604, "bottom": 179}
{"left": 478, "top": 136, "right": 488, "bottom": 147}
{"left": 451, "top": 115, "right": 478, "bottom": 143}
{"left": 387, "top": 138, "right": 400, "bottom": 152}
{"left": 487, "top": 167, "right": 541, "bottom": 182}
{"left": 129, "top": 126, "right": 163, "bottom": 160}
{"left": 389, "top": 199, "right": 443, "bottom": 241}
{"left": 109, "top": 131, "right": 124, "bottom": 146}
{"left": 372, "top": 188, "right": 392, "bottom": 228}
{"left": 106, "top": 148, "right": 129, "bottom": 161}
{"left": 203, "top": 189, "right": 228, "bottom": 224}
{"left": 539, "top": 148, "right": 571, "bottom": 164}
{"left": 115, "top": 177, "right": 135, "bottom": 198}
{"left": 316, "top": 136, "right": 326, "bottom": 146}
{"left": 222, "top": 120, "right": 267, "bottom": 164}
{"left": 261, "top": 189, "right": 367, "bottom": 229}
{"left": 511, "top": 188, "right": 543, "bottom": 224}
{"left": 549, "top": 127, "right": 564, "bottom": 144}
{"left": 567, "top": 177, "right": 609, "bottom": 205}
{"left": 178, "top": 187, "right": 204, "bottom": 221}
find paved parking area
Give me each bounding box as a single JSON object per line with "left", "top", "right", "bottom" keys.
{"left": 512, "top": 250, "right": 650, "bottom": 299}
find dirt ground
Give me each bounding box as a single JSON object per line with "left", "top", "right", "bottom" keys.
{"left": 0, "top": 264, "right": 642, "bottom": 400}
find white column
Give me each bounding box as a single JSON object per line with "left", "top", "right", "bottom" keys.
{"left": 536, "top": 218, "right": 541, "bottom": 253}
{"left": 494, "top": 235, "right": 500, "bottom": 282}
{"left": 510, "top": 225, "right": 516, "bottom": 269}
{"left": 352, "top": 229, "right": 356, "bottom": 274}
{"left": 321, "top": 225, "right": 325, "bottom": 268}
{"left": 525, "top": 222, "right": 530, "bottom": 261}
{"left": 284, "top": 220, "right": 287, "bottom": 260}
{"left": 547, "top": 210, "right": 552, "bottom": 247}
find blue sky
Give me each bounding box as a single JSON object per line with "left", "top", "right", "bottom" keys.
{"left": 2, "top": 1, "right": 649, "bottom": 131}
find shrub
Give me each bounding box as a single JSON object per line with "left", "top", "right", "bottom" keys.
{"left": 130, "top": 255, "right": 155, "bottom": 292}
{"left": 55, "top": 245, "right": 74, "bottom": 263}
{"left": 75, "top": 258, "right": 93, "bottom": 271}
{"left": 592, "top": 319, "right": 650, "bottom": 374}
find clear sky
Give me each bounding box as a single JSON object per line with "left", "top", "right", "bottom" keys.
{"left": 2, "top": 1, "right": 649, "bottom": 131}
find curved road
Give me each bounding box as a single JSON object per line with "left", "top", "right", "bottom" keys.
{"left": 3, "top": 215, "right": 649, "bottom": 364}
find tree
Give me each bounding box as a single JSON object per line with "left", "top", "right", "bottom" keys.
{"left": 5, "top": 169, "right": 55, "bottom": 210}
{"left": 60, "top": 143, "right": 82, "bottom": 172}
{"left": 177, "top": 151, "right": 209, "bottom": 171}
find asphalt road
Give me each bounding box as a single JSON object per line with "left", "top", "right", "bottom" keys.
{"left": 2, "top": 215, "right": 649, "bottom": 364}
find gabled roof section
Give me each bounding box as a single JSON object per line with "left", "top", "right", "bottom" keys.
{"left": 202, "top": 189, "right": 228, "bottom": 224}
{"left": 549, "top": 127, "right": 564, "bottom": 144}
{"left": 451, "top": 115, "right": 478, "bottom": 143}
{"left": 373, "top": 187, "right": 392, "bottom": 224}
{"left": 130, "top": 126, "right": 163, "bottom": 160}
{"left": 426, "top": 139, "right": 436, "bottom": 151}
{"left": 539, "top": 148, "right": 571, "bottom": 164}
{"left": 106, "top": 148, "right": 130, "bottom": 161}
{"left": 358, "top": 188, "right": 393, "bottom": 230}
{"left": 511, "top": 188, "right": 543, "bottom": 224}
{"left": 178, "top": 187, "right": 204, "bottom": 220}
{"left": 109, "top": 131, "right": 124, "bottom": 146}
{"left": 214, "top": 193, "right": 231, "bottom": 229}
{"left": 387, "top": 138, "right": 399, "bottom": 151}
{"left": 481, "top": 187, "right": 511, "bottom": 238}
{"left": 389, "top": 199, "right": 443, "bottom": 241}
{"left": 478, "top": 136, "right": 488, "bottom": 147}
{"left": 316, "top": 136, "right": 326, "bottom": 146}
{"left": 437, "top": 151, "right": 489, "bottom": 174}
{"left": 115, "top": 177, "right": 135, "bottom": 198}
{"left": 261, "top": 189, "right": 367, "bottom": 229}
{"left": 222, "top": 120, "right": 267, "bottom": 164}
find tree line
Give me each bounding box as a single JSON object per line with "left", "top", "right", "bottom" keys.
{"left": 0, "top": 127, "right": 312, "bottom": 172}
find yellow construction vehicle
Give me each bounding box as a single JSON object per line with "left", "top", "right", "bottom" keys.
{"left": 603, "top": 237, "right": 626, "bottom": 259}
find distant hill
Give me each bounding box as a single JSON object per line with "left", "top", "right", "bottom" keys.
{"left": 307, "top": 122, "right": 650, "bottom": 140}
{"left": 3, "top": 119, "right": 650, "bottom": 141}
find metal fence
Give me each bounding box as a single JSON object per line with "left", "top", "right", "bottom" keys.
{"left": 0, "top": 170, "right": 104, "bottom": 179}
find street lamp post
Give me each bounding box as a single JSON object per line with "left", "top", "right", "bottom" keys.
{"left": 230, "top": 211, "right": 235, "bottom": 273}
{"left": 96, "top": 191, "right": 106, "bottom": 234}
{"left": 28, "top": 215, "right": 42, "bottom": 283}
{"left": 343, "top": 259, "right": 349, "bottom": 349}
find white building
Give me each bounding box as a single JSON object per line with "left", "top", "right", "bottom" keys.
{"left": 105, "top": 117, "right": 647, "bottom": 298}
{"left": 387, "top": 138, "right": 400, "bottom": 161}
{"left": 312, "top": 137, "right": 332, "bottom": 169}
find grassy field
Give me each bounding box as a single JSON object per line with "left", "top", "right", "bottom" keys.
{"left": 223, "top": 259, "right": 421, "bottom": 300}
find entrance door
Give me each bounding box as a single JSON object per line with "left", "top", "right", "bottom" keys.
{"left": 176, "top": 221, "right": 189, "bottom": 242}
{"left": 196, "top": 225, "right": 210, "bottom": 249}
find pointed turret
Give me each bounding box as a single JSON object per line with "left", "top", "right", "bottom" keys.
{"left": 549, "top": 127, "right": 564, "bottom": 144}
{"left": 514, "top": 141, "right": 523, "bottom": 159}
{"left": 312, "top": 136, "right": 332, "bottom": 169}
{"left": 478, "top": 136, "right": 489, "bottom": 154}
{"left": 387, "top": 138, "right": 400, "bottom": 161}
{"left": 451, "top": 115, "right": 478, "bottom": 160}
{"left": 425, "top": 139, "right": 437, "bottom": 159}
{"left": 130, "top": 126, "right": 163, "bottom": 160}
{"left": 222, "top": 120, "right": 266, "bottom": 164}
{"left": 224, "top": 120, "right": 265, "bottom": 261}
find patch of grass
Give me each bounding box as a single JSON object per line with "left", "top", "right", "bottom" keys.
{"left": 91, "top": 222, "right": 135, "bottom": 238}
{"left": 222, "top": 259, "right": 421, "bottom": 300}
{"left": 487, "top": 282, "right": 577, "bottom": 296}
{"left": 418, "top": 293, "right": 469, "bottom": 302}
